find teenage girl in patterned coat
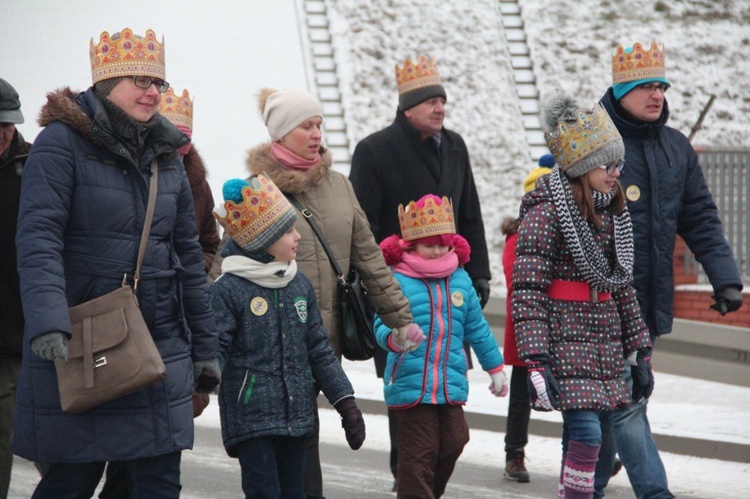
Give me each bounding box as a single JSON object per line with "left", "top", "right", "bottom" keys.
{"left": 511, "top": 93, "right": 652, "bottom": 499}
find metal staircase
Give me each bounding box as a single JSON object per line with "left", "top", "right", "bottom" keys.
{"left": 498, "top": 0, "right": 548, "bottom": 162}
{"left": 294, "top": 0, "right": 352, "bottom": 175}
{"left": 295, "top": 0, "right": 547, "bottom": 170}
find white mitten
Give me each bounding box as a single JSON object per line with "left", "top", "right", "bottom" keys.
{"left": 488, "top": 370, "right": 509, "bottom": 397}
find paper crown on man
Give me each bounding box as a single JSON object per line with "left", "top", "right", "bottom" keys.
{"left": 612, "top": 41, "right": 670, "bottom": 100}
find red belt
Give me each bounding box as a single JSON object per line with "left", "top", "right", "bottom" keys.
{"left": 548, "top": 279, "right": 612, "bottom": 302}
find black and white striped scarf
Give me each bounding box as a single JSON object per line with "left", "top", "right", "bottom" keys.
{"left": 548, "top": 166, "right": 634, "bottom": 292}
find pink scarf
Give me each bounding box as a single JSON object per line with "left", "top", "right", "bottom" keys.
{"left": 271, "top": 142, "right": 320, "bottom": 171}
{"left": 393, "top": 250, "right": 459, "bottom": 279}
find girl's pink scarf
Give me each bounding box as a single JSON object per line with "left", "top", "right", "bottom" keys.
{"left": 393, "top": 250, "right": 459, "bottom": 279}
{"left": 271, "top": 142, "right": 320, "bottom": 171}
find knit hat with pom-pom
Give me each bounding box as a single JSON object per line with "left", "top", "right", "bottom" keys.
{"left": 541, "top": 92, "right": 623, "bottom": 178}
{"left": 213, "top": 174, "right": 297, "bottom": 252}
{"left": 258, "top": 87, "right": 323, "bottom": 142}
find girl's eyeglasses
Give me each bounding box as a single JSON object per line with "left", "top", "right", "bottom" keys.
{"left": 599, "top": 159, "right": 625, "bottom": 175}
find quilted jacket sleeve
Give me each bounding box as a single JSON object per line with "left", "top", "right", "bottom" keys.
{"left": 511, "top": 202, "right": 557, "bottom": 361}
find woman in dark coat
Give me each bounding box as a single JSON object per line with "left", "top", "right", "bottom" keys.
{"left": 13, "top": 28, "right": 219, "bottom": 498}
{"left": 512, "top": 93, "right": 652, "bottom": 499}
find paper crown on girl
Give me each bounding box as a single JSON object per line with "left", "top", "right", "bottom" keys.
{"left": 158, "top": 87, "right": 193, "bottom": 132}
{"left": 612, "top": 41, "right": 666, "bottom": 84}
{"left": 543, "top": 103, "right": 622, "bottom": 175}
{"left": 213, "top": 174, "right": 297, "bottom": 252}
{"left": 90, "top": 28, "right": 165, "bottom": 85}
{"left": 398, "top": 195, "right": 456, "bottom": 242}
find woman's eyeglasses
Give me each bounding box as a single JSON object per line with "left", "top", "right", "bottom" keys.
{"left": 131, "top": 75, "right": 170, "bottom": 93}
{"left": 599, "top": 159, "right": 625, "bottom": 175}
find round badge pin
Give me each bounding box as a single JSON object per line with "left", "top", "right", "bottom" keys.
{"left": 626, "top": 185, "right": 641, "bottom": 202}
{"left": 451, "top": 291, "right": 464, "bottom": 307}
{"left": 250, "top": 297, "right": 268, "bottom": 316}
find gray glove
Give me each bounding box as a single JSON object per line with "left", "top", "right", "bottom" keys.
{"left": 193, "top": 358, "right": 221, "bottom": 394}
{"left": 710, "top": 286, "right": 743, "bottom": 316}
{"left": 31, "top": 332, "right": 69, "bottom": 361}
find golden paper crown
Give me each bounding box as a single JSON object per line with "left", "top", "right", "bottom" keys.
{"left": 90, "top": 28, "right": 165, "bottom": 84}
{"left": 158, "top": 88, "right": 193, "bottom": 131}
{"left": 544, "top": 104, "right": 621, "bottom": 171}
{"left": 213, "top": 174, "right": 296, "bottom": 250}
{"left": 612, "top": 41, "right": 666, "bottom": 84}
{"left": 398, "top": 195, "right": 456, "bottom": 242}
{"left": 395, "top": 54, "right": 442, "bottom": 95}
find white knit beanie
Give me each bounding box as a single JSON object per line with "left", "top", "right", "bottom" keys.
{"left": 258, "top": 88, "right": 323, "bottom": 142}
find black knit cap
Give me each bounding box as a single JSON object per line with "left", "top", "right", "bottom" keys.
{"left": 399, "top": 83, "right": 447, "bottom": 111}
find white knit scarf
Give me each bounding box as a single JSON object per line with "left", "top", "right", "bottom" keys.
{"left": 547, "top": 166, "right": 634, "bottom": 292}
{"left": 221, "top": 255, "right": 297, "bottom": 288}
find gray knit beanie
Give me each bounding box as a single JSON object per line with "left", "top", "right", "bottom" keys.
{"left": 94, "top": 77, "right": 124, "bottom": 97}
{"left": 541, "top": 92, "right": 624, "bottom": 178}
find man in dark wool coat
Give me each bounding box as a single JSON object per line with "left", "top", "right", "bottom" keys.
{"left": 349, "top": 53, "right": 491, "bottom": 492}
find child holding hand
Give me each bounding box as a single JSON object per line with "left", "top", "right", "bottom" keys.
{"left": 210, "top": 174, "right": 365, "bottom": 498}
{"left": 376, "top": 194, "right": 509, "bottom": 498}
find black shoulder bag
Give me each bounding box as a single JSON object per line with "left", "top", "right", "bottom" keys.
{"left": 289, "top": 196, "right": 376, "bottom": 361}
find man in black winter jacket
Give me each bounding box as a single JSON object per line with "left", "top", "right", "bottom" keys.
{"left": 595, "top": 41, "right": 744, "bottom": 499}
{"left": 0, "top": 77, "right": 30, "bottom": 499}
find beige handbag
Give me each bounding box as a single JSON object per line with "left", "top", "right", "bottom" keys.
{"left": 55, "top": 161, "right": 167, "bottom": 413}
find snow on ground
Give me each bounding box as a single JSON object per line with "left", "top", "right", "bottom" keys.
{"left": 195, "top": 354, "right": 750, "bottom": 498}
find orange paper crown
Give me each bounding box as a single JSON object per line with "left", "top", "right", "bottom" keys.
{"left": 395, "top": 54, "right": 442, "bottom": 95}
{"left": 544, "top": 104, "right": 621, "bottom": 171}
{"left": 398, "top": 196, "right": 456, "bottom": 242}
{"left": 213, "top": 174, "right": 295, "bottom": 250}
{"left": 159, "top": 87, "right": 193, "bottom": 131}
{"left": 612, "top": 41, "right": 666, "bottom": 84}
{"left": 90, "top": 28, "right": 165, "bottom": 84}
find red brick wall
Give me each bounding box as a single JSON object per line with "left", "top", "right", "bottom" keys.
{"left": 672, "top": 237, "right": 750, "bottom": 328}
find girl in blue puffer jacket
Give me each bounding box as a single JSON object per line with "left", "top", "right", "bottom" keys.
{"left": 375, "top": 194, "right": 509, "bottom": 498}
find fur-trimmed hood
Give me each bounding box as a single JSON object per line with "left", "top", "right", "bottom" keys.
{"left": 36, "top": 87, "right": 187, "bottom": 160}
{"left": 244, "top": 142, "right": 332, "bottom": 194}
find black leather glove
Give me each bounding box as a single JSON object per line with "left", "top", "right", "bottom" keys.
{"left": 334, "top": 397, "right": 366, "bottom": 450}
{"left": 31, "top": 332, "right": 68, "bottom": 361}
{"left": 193, "top": 358, "right": 221, "bottom": 394}
{"left": 526, "top": 358, "right": 561, "bottom": 411}
{"left": 631, "top": 348, "right": 654, "bottom": 402}
{"left": 710, "top": 286, "right": 743, "bottom": 316}
{"left": 473, "top": 278, "right": 490, "bottom": 309}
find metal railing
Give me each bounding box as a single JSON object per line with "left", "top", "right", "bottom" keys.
{"left": 686, "top": 148, "right": 750, "bottom": 283}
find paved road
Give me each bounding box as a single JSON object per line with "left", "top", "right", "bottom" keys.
{"left": 9, "top": 423, "right": 640, "bottom": 499}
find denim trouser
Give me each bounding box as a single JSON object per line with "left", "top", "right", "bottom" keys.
{"left": 236, "top": 436, "right": 306, "bottom": 499}
{"left": 32, "top": 451, "right": 182, "bottom": 498}
{"left": 562, "top": 409, "right": 612, "bottom": 451}
{"left": 594, "top": 364, "right": 675, "bottom": 499}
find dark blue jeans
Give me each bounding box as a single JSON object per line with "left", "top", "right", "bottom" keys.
{"left": 32, "top": 451, "right": 181, "bottom": 499}
{"left": 236, "top": 436, "right": 306, "bottom": 499}
{"left": 595, "top": 364, "right": 674, "bottom": 499}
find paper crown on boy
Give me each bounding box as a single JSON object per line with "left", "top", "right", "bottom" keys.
{"left": 90, "top": 28, "right": 166, "bottom": 85}
{"left": 395, "top": 54, "right": 447, "bottom": 111}
{"left": 213, "top": 174, "right": 297, "bottom": 252}
{"left": 541, "top": 93, "right": 624, "bottom": 178}
{"left": 612, "top": 41, "right": 670, "bottom": 100}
